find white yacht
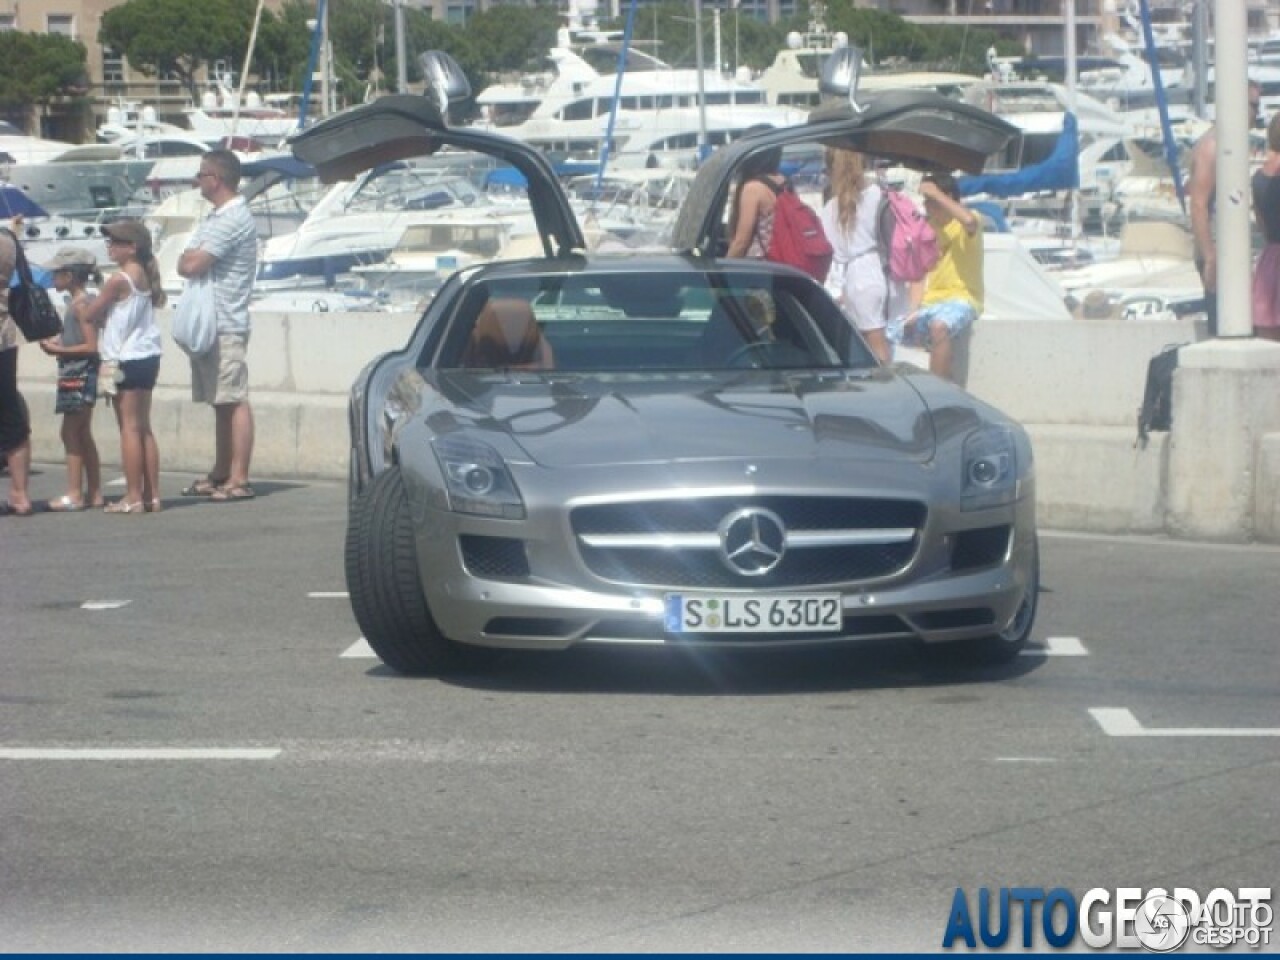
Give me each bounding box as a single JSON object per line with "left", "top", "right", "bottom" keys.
{"left": 256, "top": 154, "right": 526, "bottom": 289}
{"left": 2, "top": 141, "right": 157, "bottom": 219}
{"left": 474, "top": 32, "right": 601, "bottom": 129}
{"left": 491, "top": 62, "right": 806, "bottom": 172}
{"left": 755, "top": 7, "right": 849, "bottom": 109}
{"left": 183, "top": 68, "right": 302, "bottom": 147}
{"left": 0, "top": 121, "right": 77, "bottom": 165}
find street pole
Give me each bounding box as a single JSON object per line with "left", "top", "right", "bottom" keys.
{"left": 1191, "top": 0, "right": 1209, "bottom": 120}
{"left": 1214, "top": 0, "right": 1251, "bottom": 337}
{"left": 1065, "top": 0, "right": 1079, "bottom": 246}
{"left": 694, "top": 0, "right": 708, "bottom": 161}
{"left": 395, "top": 0, "right": 408, "bottom": 94}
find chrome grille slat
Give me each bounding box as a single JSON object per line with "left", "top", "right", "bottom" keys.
{"left": 571, "top": 496, "right": 925, "bottom": 588}
{"left": 580, "top": 528, "right": 916, "bottom": 549}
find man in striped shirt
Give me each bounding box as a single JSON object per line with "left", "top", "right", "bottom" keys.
{"left": 178, "top": 149, "right": 259, "bottom": 502}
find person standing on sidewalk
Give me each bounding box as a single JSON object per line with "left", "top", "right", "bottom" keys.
{"left": 1190, "top": 79, "right": 1263, "bottom": 338}
{"left": 0, "top": 228, "right": 33, "bottom": 516}
{"left": 178, "top": 149, "right": 258, "bottom": 503}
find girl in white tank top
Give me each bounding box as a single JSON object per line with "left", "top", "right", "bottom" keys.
{"left": 86, "top": 220, "right": 167, "bottom": 514}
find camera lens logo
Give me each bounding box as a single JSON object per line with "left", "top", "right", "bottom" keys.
{"left": 1135, "top": 894, "right": 1191, "bottom": 953}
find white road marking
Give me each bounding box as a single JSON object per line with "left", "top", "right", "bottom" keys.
{"left": 1090, "top": 707, "right": 1280, "bottom": 738}
{"left": 1041, "top": 528, "right": 1280, "bottom": 554}
{"left": 81, "top": 600, "right": 132, "bottom": 611}
{"left": 1021, "top": 636, "right": 1088, "bottom": 657}
{"left": 0, "top": 748, "right": 281, "bottom": 760}
{"left": 341, "top": 638, "right": 376, "bottom": 659}
{"left": 993, "top": 757, "right": 1060, "bottom": 763}
{"left": 308, "top": 591, "right": 349, "bottom": 599}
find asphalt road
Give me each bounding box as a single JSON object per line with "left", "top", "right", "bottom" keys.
{"left": 1, "top": 464, "right": 1277, "bottom": 952}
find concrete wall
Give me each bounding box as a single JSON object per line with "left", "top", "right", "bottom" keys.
{"left": 15, "top": 308, "right": 1280, "bottom": 541}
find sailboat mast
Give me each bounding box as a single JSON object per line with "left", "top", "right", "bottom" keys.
{"left": 230, "top": 0, "right": 269, "bottom": 141}
{"left": 694, "top": 0, "right": 708, "bottom": 161}
{"left": 297, "top": 0, "right": 328, "bottom": 128}
{"left": 1065, "top": 0, "right": 1079, "bottom": 245}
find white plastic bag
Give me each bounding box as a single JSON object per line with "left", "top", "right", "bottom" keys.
{"left": 172, "top": 273, "right": 217, "bottom": 355}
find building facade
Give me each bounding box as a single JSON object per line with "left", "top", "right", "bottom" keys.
{"left": 0, "top": 0, "right": 288, "bottom": 140}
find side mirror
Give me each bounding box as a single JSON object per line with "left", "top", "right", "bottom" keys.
{"left": 418, "top": 51, "right": 471, "bottom": 120}
{"left": 818, "top": 45, "right": 866, "bottom": 113}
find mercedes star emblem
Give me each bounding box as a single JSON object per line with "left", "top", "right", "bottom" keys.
{"left": 719, "top": 507, "right": 787, "bottom": 577}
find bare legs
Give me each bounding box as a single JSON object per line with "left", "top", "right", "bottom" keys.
{"left": 863, "top": 328, "right": 891, "bottom": 365}
{"left": 60, "top": 408, "right": 101, "bottom": 506}
{"left": 211, "top": 401, "right": 254, "bottom": 490}
{"left": 928, "top": 319, "right": 955, "bottom": 381}
{"left": 112, "top": 390, "right": 159, "bottom": 508}
{"left": 5, "top": 437, "right": 31, "bottom": 513}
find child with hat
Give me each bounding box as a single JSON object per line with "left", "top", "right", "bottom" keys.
{"left": 38, "top": 247, "right": 105, "bottom": 511}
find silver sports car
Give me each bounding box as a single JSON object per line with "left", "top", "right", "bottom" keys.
{"left": 292, "top": 52, "right": 1036, "bottom": 675}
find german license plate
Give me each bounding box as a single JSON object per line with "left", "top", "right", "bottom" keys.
{"left": 664, "top": 593, "right": 843, "bottom": 634}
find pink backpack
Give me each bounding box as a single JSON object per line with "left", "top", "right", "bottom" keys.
{"left": 877, "top": 188, "right": 940, "bottom": 283}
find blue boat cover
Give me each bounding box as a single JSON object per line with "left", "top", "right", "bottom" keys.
{"left": 958, "top": 112, "right": 1079, "bottom": 198}
{"left": 0, "top": 186, "right": 50, "bottom": 219}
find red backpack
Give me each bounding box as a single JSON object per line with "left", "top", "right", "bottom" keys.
{"left": 755, "top": 177, "right": 833, "bottom": 283}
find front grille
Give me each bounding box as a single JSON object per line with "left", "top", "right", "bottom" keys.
{"left": 460, "top": 535, "right": 530, "bottom": 579}
{"left": 579, "top": 541, "right": 915, "bottom": 588}
{"left": 912, "top": 608, "right": 996, "bottom": 631}
{"left": 483, "top": 617, "right": 575, "bottom": 638}
{"left": 572, "top": 496, "right": 925, "bottom": 588}
{"left": 573, "top": 497, "right": 925, "bottom": 535}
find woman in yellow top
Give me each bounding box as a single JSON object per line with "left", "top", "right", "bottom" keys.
{"left": 888, "top": 172, "right": 982, "bottom": 382}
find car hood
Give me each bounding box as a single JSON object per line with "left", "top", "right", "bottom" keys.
{"left": 428, "top": 371, "right": 936, "bottom": 467}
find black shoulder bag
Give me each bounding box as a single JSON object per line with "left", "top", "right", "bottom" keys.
{"left": 3, "top": 228, "right": 62, "bottom": 342}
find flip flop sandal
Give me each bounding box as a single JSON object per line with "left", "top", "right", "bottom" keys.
{"left": 47, "top": 495, "right": 87, "bottom": 513}
{"left": 103, "top": 500, "right": 145, "bottom": 515}
{"left": 209, "top": 485, "right": 256, "bottom": 503}
{"left": 182, "top": 477, "right": 227, "bottom": 497}
{"left": 0, "top": 502, "right": 35, "bottom": 517}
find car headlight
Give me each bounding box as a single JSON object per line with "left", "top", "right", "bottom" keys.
{"left": 961, "top": 426, "right": 1016, "bottom": 511}
{"left": 432, "top": 436, "right": 525, "bottom": 519}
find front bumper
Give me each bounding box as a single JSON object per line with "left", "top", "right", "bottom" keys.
{"left": 415, "top": 496, "right": 1037, "bottom": 652}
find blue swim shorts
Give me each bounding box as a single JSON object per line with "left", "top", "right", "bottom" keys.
{"left": 887, "top": 299, "right": 978, "bottom": 349}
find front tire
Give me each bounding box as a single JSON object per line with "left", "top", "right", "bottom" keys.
{"left": 345, "top": 466, "right": 458, "bottom": 675}
{"left": 929, "top": 537, "right": 1040, "bottom": 667}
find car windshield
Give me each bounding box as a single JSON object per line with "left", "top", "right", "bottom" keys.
{"left": 436, "top": 269, "right": 876, "bottom": 373}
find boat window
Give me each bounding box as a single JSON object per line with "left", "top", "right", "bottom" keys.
{"left": 560, "top": 99, "right": 594, "bottom": 121}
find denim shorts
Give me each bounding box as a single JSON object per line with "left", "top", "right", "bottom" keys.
{"left": 118, "top": 355, "right": 161, "bottom": 392}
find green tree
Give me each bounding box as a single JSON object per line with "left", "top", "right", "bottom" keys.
{"left": 0, "top": 32, "right": 88, "bottom": 117}
{"left": 461, "top": 4, "right": 562, "bottom": 74}
{"left": 255, "top": 0, "right": 316, "bottom": 94}
{"left": 99, "top": 0, "right": 258, "bottom": 101}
